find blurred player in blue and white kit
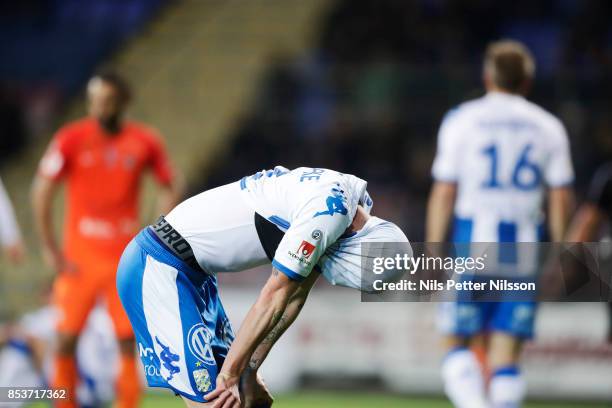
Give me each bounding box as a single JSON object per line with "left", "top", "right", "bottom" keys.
{"left": 427, "top": 41, "right": 574, "bottom": 408}
{"left": 116, "top": 166, "right": 409, "bottom": 407}
{"left": 0, "top": 301, "right": 119, "bottom": 407}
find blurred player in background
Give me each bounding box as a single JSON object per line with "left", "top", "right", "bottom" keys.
{"left": 565, "top": 164, "right": 612, "bottom": 342}
{"left": 0, "top": 175, "right": 25, "bottom": 263}
{"left": 32, "top": 71, "right": 182, "bottom": 408}
{"left": 0, "top": 283, "right": 118, "bottom": 407}
{"left": 427, "top": 40, "right": 574, "bottom": 408}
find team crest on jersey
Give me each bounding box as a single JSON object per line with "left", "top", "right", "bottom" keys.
{"left": 193, "top": 368, "right": 212, "bottom": 392}
{"left": 188, "top": 323, "right": 216, "bottom": 365}
{"left": 314, "top": 186, "right": 348, "bottom": 218}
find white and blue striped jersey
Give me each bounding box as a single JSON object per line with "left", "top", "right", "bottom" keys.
{"left": 432, "top": 92, "right": 574, "bottom": 243}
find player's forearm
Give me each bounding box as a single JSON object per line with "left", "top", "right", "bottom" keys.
{"left": 31, "top": 177, "right": 59, "bottom": 252}
{"left": 565, "top": 204, "right": 602, "bottom": 242}
{"left": 548, "top": 187, "right": 575, "bottom": 242}
{"left": 247, "top": 289, "right": 308, "bottom": 372}
{"left": 221, "top": 278, "right": 294, "bottom": 377}
{"left": 426, "top": 182, "right": 456, "bottom": 242}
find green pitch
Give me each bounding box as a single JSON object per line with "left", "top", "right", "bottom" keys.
{"left": 140, "top": 390, "right": 611, "bottom": 408}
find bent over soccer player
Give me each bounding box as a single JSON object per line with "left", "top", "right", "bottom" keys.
{"left": 116, "top": 166, "right": 409, "bottom": 407}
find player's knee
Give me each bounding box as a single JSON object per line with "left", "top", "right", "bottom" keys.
{"left": 488, "top": 351, "right": 520, "bottom": 370}
{"left": 444, "top": 335, "right": 470, "bottom": 351}
{"left": 56, "top": 333, "right": 78, "bottom": 355}
{"left": 487, "top": 332, "right": 523, "bottom": 368}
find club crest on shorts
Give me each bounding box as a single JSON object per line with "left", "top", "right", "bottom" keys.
{"left": 193, "top": 368, "right": 212, "bottom": 392}
{"left": 188, "top": 323, "right": 216, "bottom": 365}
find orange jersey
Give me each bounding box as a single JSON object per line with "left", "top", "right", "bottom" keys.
{"left": 39, "top": 118, "right": 174, "bottom": 260}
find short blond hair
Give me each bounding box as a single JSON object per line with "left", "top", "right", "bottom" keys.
{"left": 484, "top": 40, "right": 535, "bottom": 93}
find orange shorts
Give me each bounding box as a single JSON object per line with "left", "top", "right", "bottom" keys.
{"left": 53, "top": 253, "right": 133, "bottom": 339}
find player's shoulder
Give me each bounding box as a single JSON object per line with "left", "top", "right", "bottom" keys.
{"left": 519, "top": 98, "right": 564, "bottom": 131}
{"left": 54, "top": 117, "right": 95, "bottom": 140}
{"left": 125, "top": 120, "right": 162, "bottom": 139}
{"left": 124, "top": 120, "right": 166, "bottom": 146}
{"left": 440, "top": 96, "right": 487, "bottom": 127}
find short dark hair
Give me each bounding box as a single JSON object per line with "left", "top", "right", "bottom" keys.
{"left": 484, "top": 40, "right": 535, "bottom": 93}
{"left": 89, "top": 70, "right": 132, "bottom": 104}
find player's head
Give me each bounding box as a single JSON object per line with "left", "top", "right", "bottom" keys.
{"left": 87, "top": 70, "right": 131, "bottom": 133}
{"left": 483, "top": 40, "right": 535, "bottom": 96}
{"left": 318, "top": 216, "right": 411, "bottom": 291}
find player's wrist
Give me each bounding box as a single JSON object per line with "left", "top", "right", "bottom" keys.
{"left": 218, "top": 371, "right": 240, "bottom": 384}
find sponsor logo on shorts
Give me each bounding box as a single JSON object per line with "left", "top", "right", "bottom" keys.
{"left": 193, "top": 368, "right": 212, "bottom": 392}
{"left": 144, "top": 364, "right": 162, "bottom": 378}
{"left": 139, "top": 343, "right": 155, "bottom": 359}
{"left": 139, "top": 343, "right": 163, "bottom": 379}
{"left": 188, "top": 323, "right": 216, "bottom": 365}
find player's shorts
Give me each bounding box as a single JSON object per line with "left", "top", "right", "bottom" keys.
{"left": 116, "top": 228, "right": 234, "bottom": 402}
{"left": 437, "top": 274, "right": 537, "bottom": 339}
{"left": 438, "top": 300, "right": 537, "bottom": 339}
{"left": 53, "top": 250, "right": 133, "bottom": 339}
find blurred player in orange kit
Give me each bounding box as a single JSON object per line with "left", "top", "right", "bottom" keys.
{"left": 31, "top": 71, "right": 182, "bottom": 408}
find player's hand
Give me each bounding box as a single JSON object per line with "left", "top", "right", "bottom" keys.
{"left": 206, "top": 372, "right": 241, "bottom": 408}
{"left": 3, "top": 241, "right": 25, "bottom": 264}
{"left": 42, "top": 247, "right": 77, "bottom": 274}
{"left": 240, "top": 369, "right": 273, "bottom": 408}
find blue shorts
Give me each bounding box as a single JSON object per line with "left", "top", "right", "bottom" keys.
{"left": 116, "top": 229, "right": 234, "bottom": 402}
{"left": 438, "top": 272, "right": 537, "bottom": 339}
{"left": 438, "top": 301, "right": 537, "bottom": 339}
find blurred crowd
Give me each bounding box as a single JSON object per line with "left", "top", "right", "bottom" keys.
{"left": 197, "top": 0, "right": 612, "bottom": 240}
{"left": 0, "top": 0, "right": 166, "bottom": 163}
